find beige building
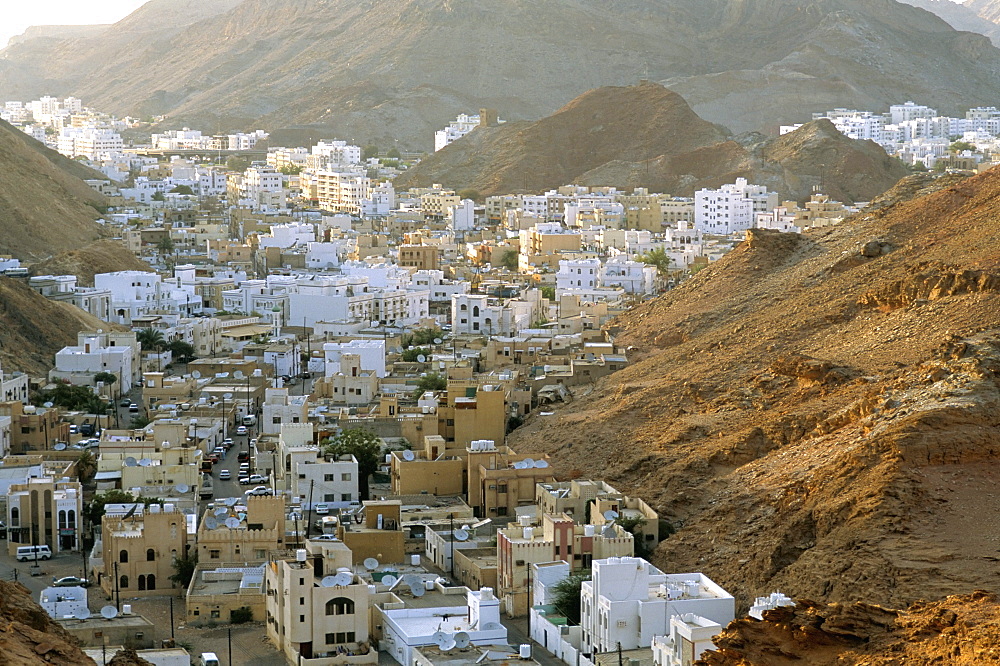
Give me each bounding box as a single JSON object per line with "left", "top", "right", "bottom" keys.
{"left": 420, "top": 186, "right": 460, "bottom": 220}
{"left": 6, "top": 477, "right": 83, "bottom": 556}
{"left": 497, "top": 514, "right": 634, "bottom": 616}
{"left": 398, "top": 245, "right": 440, "bottom": 271}
{"left": 337, "top": 500, "right": 405, "bottom": 566}
{"left": 100, "top": 503, "right": 189, "bottom": 598}
{"left": 186, "top": 563, "right": 266, "bottom": 625}
{"left": 264, "top": 540, "right": 377, "bottom": 664}
{"left": 197, "top": 495, "right": 287, "bottom": 564}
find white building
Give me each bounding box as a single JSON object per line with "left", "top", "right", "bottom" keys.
{"left": 261, "top": 389, "right": 309, "bottom": 436}
{"left": 51, "top": 331, "right": 138, "bottom": 392}
{"left": 694, "top": 178, "right": 778, "bottom": 235}
{"left": 434, "top": 113, "right": 482, "bottom": 152}
{"left": 380, "top": 587, "right": 508, "bottom": 665}
{"left": 323, "top": 340, "right": 386, "bottom": 378}
{"left": 40, "top": 586, "right": 89, "bottom": 621}
{"left": 256, "top": 222, "right": 316, "bottom": 249}
{"left": 0, "top": 361, "right": 30, "bottom": 404}
{"left": 556, "top": 258, "right": 600, "bottom": 292}
{"left": 580, "top": 557, "right": 734, "bottom": 656}
{"left": 314, "top": 170, "right": 371, "bottom": 215}
{"left": 652, "top": 614, "right": 724, "bottom": 666}
{"left": 599, "top": 257, "right": 657, "bottom": 295}
{"left": 312, "top": 140, "right": 362, "bottom": 165}
{"left": 451, "top": 293, "right": 533, "bottom": 336}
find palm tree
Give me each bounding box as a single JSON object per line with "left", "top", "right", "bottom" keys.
{"left": 136, "top": 328, "right": 166, "bottom": 352}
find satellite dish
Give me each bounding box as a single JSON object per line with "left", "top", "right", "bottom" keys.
{"left": 225, "top": 497, "right": 239, "bottom": 506}
{"left": 139, "top": 458, "right": 152, "bottom": 467}
{"left": 214, "top": 507, "right": 228, "bottom": 517}
{"left": 410, "top": 583, "right": 426, "bottom": 597}
{"left": 73, "top": 607, "right": 90, "bottom": 621}
{"left": 234, "top": 371, "right": 245, "bottom": 379}
{"left": 370, "top": 320, "right": 380, "bottom": 328}
{"left": 192, "top": 371, "right": 202, "bottom": 379}
{"left": 363, "top": 557, "right": 379, "bottom": 571}
{"left": 195, "top": 450, "right": 204, "bottom": 458}
{"left": 454, "top": 529, "right": 469, "bottom": 542}
{"left": 54, "top": 443, "right": 67, "bottom": 451}
{"left": 381, "top": 574, "right": 398, "bottom": 588}
{"left": 225, "top": 517, "right": 241, "bottom": 529}
{"left": 223, "top": 392, "right": 234, "bottom": 399}
{"left": 433, "top": 338, "right": 443, "bottom": 345}
{"left": 321, "top": 576, "right": 339, "bottom": 588}
{"left": 402, "top": 449, "right": 415, "bottom": 462}
{"left": 441, "top": 639, "right": 456, "bottom": 651}
{"left": 602, "top": 525, "right": 617, "bottom": 539}
{"left": 483, "top": 622, "right": 501, "bottom": 631}
{"left": 535, "top": 460, "right": 549, "bottom": 469}
{"left": 402, "top": 574, "right": 422, "bottom": 588}
{"left": 100, "top": 605, "right": 118, "bottom": 620}
{"left": 432, "top": 631, "right": 448, "bottom": 646}
{"left": 603, "top": 510, "right": 620, "bottom": 521}
{"left": 513, "top": 461, "right": 526, "bottom": 470}
{"left": 454, "top": 632, "right": 471, "bottom": 649}
{"left": 43, "top": 402, "right": 54, "bottom": 408}
{"left": 205, "top": 517, "right": 219, "bottom": 530}
{"left": 523, "top": 458, "right": 534, "bottom": 467}
{"left": 124, "top": 457, "right": 138, "bottom": 467}
{"left": 333, "top": 572, "right": 353, "bottom": 586}
{"left": 176, "top": 484, "right": 190, "bottom": 494}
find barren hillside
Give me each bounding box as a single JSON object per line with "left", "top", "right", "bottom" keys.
{"left": 32, "top": 240, "right": 154, "bottom": 286}
{"left": 509, "top": 168, "right": 1000, "bottom": 610}
{"left": 0, "top": 580, "right": 96, "bottom": 665}
{"left": 0, "top": 119, "right": 107, "bottom": 261}
{"left": 699, "top": 591, "right": 1000, "bottom": 665}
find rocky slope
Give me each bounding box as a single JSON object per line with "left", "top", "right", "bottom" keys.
{"left": 32, "top": 240, "right": 154, "bottom": 286}
{"left": 0, "top": 119, "right": 107, "bottom": 261}
{"left": 898, "top": 0, "right": 1000, "bottom": 45}
{"left": 1, "top": 0, "right": 999, "bottom": 147}
{"left": 509, "top": 168, "right": 1000, "bottom": 611}
{"left": 401, "top": 90, "right": 908, "bottom": 203}
{"left": 967, "top": 0, "right": 1000, "bottom": 24}
{"left": 0, "top": 276, "right": 119, "bottom": 376}
{"left": 0, "top": 580, "right": 96, "bottom": 665}
{"left": 699, "top": 591, "right": 1000, "bottom": 665}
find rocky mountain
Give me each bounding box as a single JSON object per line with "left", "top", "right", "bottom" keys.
{"left": 0, "top": 119, "right": 107, "bottom": 261}
{"left": 509, "top": 167, "right": 1000, "bottom": 611}
{"left": 700, "top": 591, "right": 1000, "bottom": 665}
{"left": 2, "top": 0, "right": 1000, "bottom": 147}
{"left": 898, "top": 0, "right": 1000, "bottom": 44}
{"left": 32, "top": 240, "right": 154, "bottom": 287}
{"left": 0, "top": 580, "right": 97, "bottom": 664}
{"left": 399, "top": 87, "right": 908, "bottom": 203}
{"left": 967, "top": 0, "right": 1000, "bottom": 23}
{"left": 6, "top": 24, "right": 109, "bottom": 47}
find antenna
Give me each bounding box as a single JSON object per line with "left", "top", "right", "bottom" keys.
{"left": 195, "top": 450, "right": 204, "bottom": 458}
{"left": 225, "top": 517, "right": 241, "bottom": 529}
{"left": 454, "top": 529, "right": 469, "bottom": 542}
{"left": 333, "top": 572, "right": 353, "bottom": 586}
{"left": 603, "top": 510, "right": 620, "bottom": 521}
{"left": 320, "top": 576, "right": 339, "bottom": 588}
{"left": 100, "top": 605, "right": 118, "bottom": 620}
{"left": 225, "top": 497, "right": 238, "bottom": 506}
{"left": 482, "top": 621, "right": 501, "bottom": 631}
{"left": 402, "top": 449, "right": 415, "bottom": 462}
{"left": 124, "top": 457, "right": 138, "bottom": 467}
{"left": 54, "top": 442, "right": 66, "bottom": 451}
{"left": 432, "top": 631, "right": 447, "bottom": 646}
{"left": 454, "top": 632, "right": 471, "bottom": 648}
{"left": 205, "top": 517, "right": 219, "bottom": 530}
{"left": 363, "top": 557, "right": 380, "bottom": 571}
{"left": 441, "top": 639, "right": 456, "bottom": 652}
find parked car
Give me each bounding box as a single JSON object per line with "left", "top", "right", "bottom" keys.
{"left": 238, "top": 475, "right": 252, "bottom": 485}
{"left": 68, "top": 424, "right": 79, "bottom": 435}
{"left": 128, "top": 403, "right": 139, "bottom": 413}
{"left": 245, "top": 485, "right": 272, "bottom": 496}
{"left": 248, "top": 474, "right": 268, "bottom": 484}
{"left": 218, "top": 469, "right": 231, "bottom": 480}
{"left": 235, "top": 425, "right": 248, "bottom": 436}
{"left": 310, "top": 534, "right": 338, "bottom": 541}
{"left": 222, "top": 438, "right": 234, "bottom": 449}
{"left": 120, "top": 398, "right": 131, "bottom": 407}
{"left": 52, "top": 576, "right": 89, "bottom": 587}
{"left": 313, "top": 503, "right": 329, "bottom": 515}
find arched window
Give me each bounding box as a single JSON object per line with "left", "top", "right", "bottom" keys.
{"left": 460, "top": 303, "right": 467, "bottom": 312}
{"left": 67, "top": 510, "right": 76, "bottom": 529}
{"left": 472, "top": 306, "right": 480, "bottom": 318}
{"left": 146, "top": 548, "right": 155, "bottom": 561}
{"left": 147, "top": 574, "right": 155, "bottom": 591}
{"left": 119, "top": 549, "right": 129, "bottom": 563}
{"left": 58, "top": 510, "right": 67, "bottom": 528}
{"left": 325, "top": 597, "right": 355, "bottom": 616}
{"left": 10, "top": 507, "right": 19, "bottom": 526}
{"left": 138, "top": 575, "right": 146, "bottom": 591}
{"left": 120, "top": 575, "right": 129, "bottom": 589}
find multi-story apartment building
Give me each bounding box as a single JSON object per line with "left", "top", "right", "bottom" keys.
{"left": 99, "top": 502, "right": 189, "bottom": 597}
{"left": 6, "top": 478, "right": 83, "bottom": 556}
{"left": 694, "top": 178, "right": 778, "bottom": 235}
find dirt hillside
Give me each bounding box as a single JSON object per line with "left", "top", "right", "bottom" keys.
{"left": 32, "top": 240, "right": 154, "bottom": 286}
{"left": 699, "top": 591, "right": 1000, "bottom": 665}
{"left": 396, "top": 82, "right": 729, "bottom": 196}
{"left": 0, "top": 580, "right": 96, "bottom": 665}
{"left": 509, "top": 168, "right": 1000, "bottom": 611}
{"left": 0, "top": 276, "right": 121, "bottom": 376}
{"left": 0, "top": 118, "right": 107, "bottom": 261}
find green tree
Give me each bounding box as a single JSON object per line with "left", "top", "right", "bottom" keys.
{"left": 541, "top": 286, "right": 556, "bottom": 301}
{"left": 412, "top": 372, "right": 447, "bottom": 398}
{"left": 500, "top": 249, "right": 519, "bottom": 271}
{"left": 76, "top": 450, "right": 98, "bottom": 484}
{"left": 401, "top": 327, "right": 445, "bottom": 348}
{"left": 638, "top": 246, "right": 673, "bottom": 276}
{"left": 170, "top": 551, "right": 198, "bottom": 588}
{"left": 226, "top": 156, "right": 250, "bottom": 172}
{"left": 230, "top": 606, "right": 253, "bottom": 624}
{"left": 551, "top": 572, "right": 591, "bottom": 624}
{"left": 323, "top": 429, "right": 383, "bottom": 501}
{"left": 362, "top": 145, "right": 380, "bottom": 160}
{"left": 169, "top": 185, "right": 195, "bottom": 195}
{"left": 94, "top": 371, "right": 117, "bottom": 386}
{"left": 35, "top": 382, "right": 110, "bottom": 413}
{"left": 279, "top": 164, "right": 303, "bottom": 175}
{"left": 151, "top": 191, "right": 165, "bottom": 202}
{"left": 136, "top": 328, "right": 166, "bottom": 352}
{"left": 166, "top": 339, "right": 196, "bottom": 363}
{"left": 86, "top": 489, "right": 162, "bottom": 525}
{"left": 156, "top": 236, "right": 175, "bottom": 255}
{"left": 402, "top": 347, "right": 430, "bottom": 362}
{"left": 950, "top": 140, "right": 976, "bottom": 153}
{"left": 386, "top": 147, "right": 401, "bottom": 159}
{"left": 457, "top": 188, "right": 481, "bottom": 202}
{"left": 615, "top": 515, "right": 651, "bottom": 558}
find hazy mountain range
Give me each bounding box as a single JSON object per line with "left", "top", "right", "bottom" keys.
{"left": 3, "top": 0, "right": 1000, "bottom": 149}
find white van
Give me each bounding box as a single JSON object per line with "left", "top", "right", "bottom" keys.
{"left": 16, "top": 545, "right": 52, "bottom": 561}
{"left": 198, "top": 652, "right": 220, "bottom": 666}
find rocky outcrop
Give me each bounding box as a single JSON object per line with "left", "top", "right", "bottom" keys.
{"left": 0, "top": 580, "right": 96, "bottom": 665}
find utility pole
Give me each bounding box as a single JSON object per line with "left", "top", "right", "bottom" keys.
{"left": 113, "top": 561, "right": 121, "bottom": 612}
{"left": 305, "top": 480, "right": 315, "bottom": 540}
{"left": 617, "top": 642, "right": 624, "bottom": 666}
{"left": 169, "top": 597, "right": 175, "bottom": 639}
{"left": 228, "top": 626, "right": 233, "bottom": 666}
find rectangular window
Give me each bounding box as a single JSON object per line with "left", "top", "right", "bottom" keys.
{"left": 209, "top": 550, "right": 220, "bottom": 559}
{"left": 324, "top": 474, "right": 334, "bottom": 482}
{"left": 324, "top": 493, "right": 336, "bottom": 502}
{"left": 341, "top": 473, "right": 351, "bottom": 481}
{"left": 342, "top": 493, "right": 352, "bottom": 501}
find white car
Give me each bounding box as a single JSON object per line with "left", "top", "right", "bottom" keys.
{"left": 235, "top": 425, "right": 248, "bottom": 436}
{"left": 310, "top": 534, "right": 339, "bottom": 541}
{"left": 248, "top": 474, "right": 268, "bottom": 484}
{"left": 218, "top": 469, "right": 231, "bottom": 480}
{"left": 245, "top": 485, "right": 273, "bottom": 496}
{"left": 313, "top": 503, "right": 329, "bottom": 515}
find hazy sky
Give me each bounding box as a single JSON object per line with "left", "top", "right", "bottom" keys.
{"left": 1, "top": 1, "right": 148, "bottom": 49}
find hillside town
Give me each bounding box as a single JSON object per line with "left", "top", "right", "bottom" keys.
{"left": 0, "top": 85, "right": 998, "bottom": 666}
